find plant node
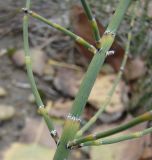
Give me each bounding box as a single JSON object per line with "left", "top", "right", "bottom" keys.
{"left": 22, "top": 8, "right": 32, "bottom": 14}
{"left": 106, "top": 50, "right": 115, "bottom": 56}
{"left": 105, "top": 30, "right": 116, "bottom": 37}
{"left": 67, "top": 114, "right": 81, "bottom": 122}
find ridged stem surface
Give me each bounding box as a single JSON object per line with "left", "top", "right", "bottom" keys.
{"left": 53, "top": 0, "right": 131, "bottom": 159}
{"left": 76, "top": 1, "right": 137, "bottom": 137}
{"left": 78, "top": 126, "right": 152, "bottom": 147}
{"left": 68, "top": 111, "right": 152, "bottom": 148}
{"left": 23, "top": 10, "right": 97, "bottom": 54}
{"left": 80, "top": 0, "right": 101, "bottom": 46}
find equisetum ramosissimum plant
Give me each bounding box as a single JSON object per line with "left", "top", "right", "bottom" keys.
{"left": 22, "top": 0, "right": 152, "bottom": 159}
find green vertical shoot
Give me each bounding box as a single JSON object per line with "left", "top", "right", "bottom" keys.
{"left": 80, "top": 0, "right": 101, "bottom": 47}
{"left": 76, "top": 1, "right": 138, "bottom": 137}
{"left": 53, "top": 0, "right": 132, "bottom": 159}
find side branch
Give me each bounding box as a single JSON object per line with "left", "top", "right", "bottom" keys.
{"left": 80, "top": 0, "right": 101, "bottom": 47}
{"left": 68, "top": 111, "right": 152, "bottom": 148}
{"left": 75, "top": 127, "right": 152, "bottom": 148}
{"left": 23, "top": 1, "right": 59, "bottom": 144}
{"left": 22, "top": 8, "right": 97, "bottom": 54}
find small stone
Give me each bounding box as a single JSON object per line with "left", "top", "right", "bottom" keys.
{"left": 0, "top": 87, "right": 7, "bottom": 97}
{"left": 11, "top": 49, "right": 25, "bottom": 67}
{"left": 12, "top": 48, "right": 47, "bottom": 76}
{"left": 125, "top": 58, "right": 146, "bottom": 81}
{"left": 0, "top": 105, "right": 15, "bottom": 121}
{"left": 0, "top": 48, "right": 7, "bottom": 57}
{"left": 28, "top": 94, "right": 35, "bottom": 104}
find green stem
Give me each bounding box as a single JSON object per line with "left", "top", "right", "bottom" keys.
{"left": 38, "top": 107, "right": 59, "bottom": 144}
{"left": 23, "top": 0, "right": 58, "bottom": 144}
{"left": 22, "top": 8, "right": 97, "bottom": 54}
{"left": 23, "top": 3, "right": 43, "bottom": 108}
{"left": 26, "top": 0, "right": 30, "bottom": 8}
{"left": 68, "top": 111, "right": 152, "bottom": 148}
{"left": 70, "top": 0, "right": 131, "bottom": 117}
{"left": 53, "top": 0, "right": 131, "bottom": 159}
{"left": 80, "top": 0, "right": 101, "bottom": 46}
{"left": 76, "top": 2, "right": 137, "bottom": 137}
{"left": 78, "top": 127, "right": 152, "bottom": 147}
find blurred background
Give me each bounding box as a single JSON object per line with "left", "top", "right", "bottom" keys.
{"left": 0, "top": 0, "right": 152, "bottom": 159}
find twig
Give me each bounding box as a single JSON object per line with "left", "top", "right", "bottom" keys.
{"left": 68, "top": 111, "right": 152, "bottom": 148}
{"left": 48, "top": 59, "right": 82, "bottom": 71}
{"left": 80, "top": 0, "right": 101, "bottom": 47}
{"left": 22, "top": 8, "right": 97, "bottom": 54}
{"left": 23, "top": 0, "right": 59, "bottom": 145}
{"left": 74, "top": 126, "right": 152, "bottom": 148}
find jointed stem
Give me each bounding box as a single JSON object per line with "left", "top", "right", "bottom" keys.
{"left": 53, "top": 0, "right": 132, "bottom": 159}
{"left": 22, "top": 8, "right": 97, "bottom": 54}
{"left": 23, "top": 0, "right": 133, "bottom": 159}
{"left": 76, "top": 126, "right": 152, "bottom": 148}
{"left": 76, "top": 2, "right": 137, "bottom": 137}
{"left": 23, "top": 0, "right": 59, "bottom": 144}
{"left": 23, "top": 2, "right": 43, "bottom": 108}
{"left": 68, "top": 111, "right": 152, "bottom": 148}
{"left": 80, "top": 0, "right": 101, "bottom": 47}
{"left": 38, "top": 107, "right": 59, "bottom": 144}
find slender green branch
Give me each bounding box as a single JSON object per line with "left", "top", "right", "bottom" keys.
{"left": 76, "top": 2, "right": 137, "bottom": 137}
{"left": 53, "top": 1, "right": 131, "bottom": 159}
{"left": 68, "top": 111, "right": 152, "bottom": 148}
{"left": 76, "top": 126, "right": 152, "bottom": 148}
{"left": 22, "top": 8, "right": 97, "bottom": 54}
{"left": 23, "top": 0, "right": 59, "bottom": 144}
{"left": 23, "top": 10, "right": 43, "bottom": 108}
{"left": 38, "top": 107, "right": 59, "bottom": 144}
{"left": 26, "top": 0, "right": 30, "bottom": 9}
{"left": 80, "top": 0, "right": 101, "bottom": 47}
